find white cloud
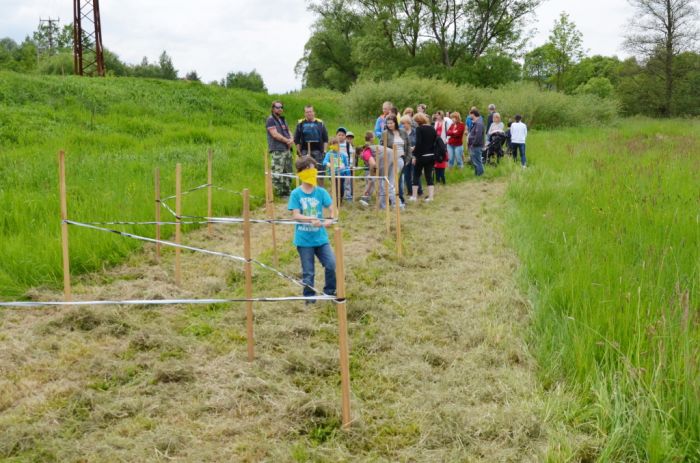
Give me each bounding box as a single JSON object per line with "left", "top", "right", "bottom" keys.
{"left": 1, "top": 0, "right": 635, "bottom": 91}
{"left": 530, "top": 0, "right": 632, "bottom": 58}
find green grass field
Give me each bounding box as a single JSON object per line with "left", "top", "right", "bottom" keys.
{"left": 0, "top": 72, "right": 346, "bottom": 298}
{"left": 506, "top": 118, "right": 700, "bottom": 460}
{"left": 1, "top": 72, "right": 699, "bottom": 460}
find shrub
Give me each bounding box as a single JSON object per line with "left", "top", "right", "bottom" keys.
{"left": 343, "top": 77, "right": 619, "bottom": 129}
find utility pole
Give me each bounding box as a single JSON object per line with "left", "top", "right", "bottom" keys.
{"left": 73, "top": 0, "right": 105, "bottom": 76}
{"left": 39, "top": 17, "right": 60, "bottom": 55}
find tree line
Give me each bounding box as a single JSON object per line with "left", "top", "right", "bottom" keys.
{"left": 0, "top": 21, "right": 268, "bottom": 92}
{"left": 297, "top": 0, "right": 700, "bottom": 117}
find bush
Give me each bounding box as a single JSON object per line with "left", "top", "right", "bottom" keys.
{"left": 343, "top": 77, "right": 619, "bottom": 129}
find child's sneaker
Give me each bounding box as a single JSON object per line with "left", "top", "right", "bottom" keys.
{"left": 408, "top": 196, "right": 417, "bottom": 202}
{"left": 424, "top": 197, "right": 433, "bottom": 203}
{"left": 359, "top": 199, "right": 369, "bottom": 207}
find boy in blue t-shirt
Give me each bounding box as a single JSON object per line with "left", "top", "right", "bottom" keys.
{"left": 288, "top": 156, "right": 336, "bottom": 303}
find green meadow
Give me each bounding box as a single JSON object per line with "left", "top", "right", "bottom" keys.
{"left": 1, "top": 72, "right": 699, "bottom": 460}
{"left": 507, "top": 119, "right": 700, "bottom": 460}
{"left": 0, "top": 72, "right": 344, "bottom": 298}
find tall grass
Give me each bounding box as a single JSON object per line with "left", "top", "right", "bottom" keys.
{"left": 343, "top": 77, "right": 618, "bottom": 129}
{"left": 0, "top": 72, "right": 345, "bottom": 298}
{"left": 506, "top": 118, "right": 700, "bottom": 460}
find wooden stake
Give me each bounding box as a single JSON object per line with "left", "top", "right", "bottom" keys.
{"left": 393, "top": 148, "right": 402, "bottom": 257}
{"left": 243, "top": 189, "right": 255, "bottom": 361}
{"left": 155, "top": 168, "right": 161, "bottom": 261}
{"left": 351, "top": 154, "right": 357, "bottom": 202}
{"left": 307, "top": 141, "right": 315, "bottom": 187}
{"left": 330, "top": 159, "right": 339, "bottom": 218}
{"left": 175, "top": 163, "right": 182, "bottom": 286}
{"left": 207, "top": 149, "right": 213, "bottom": 236}
{"left": 264, "top": 151, "right": 279, "bottom": 267}
{"left": 383, "top": 132, "right": 390, "bottom": 232}
{"left": 334, "top": 226, "right": 352, "bottom": 429}
{"left": 58, "top": 150, "right": 72, "bottom": 302}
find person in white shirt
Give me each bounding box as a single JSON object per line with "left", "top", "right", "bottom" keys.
{"left": 510, "top": 114, "right": 528, "bottom": 168}
{"left": 433, "top": 110, "right": 452, "bottom": 144}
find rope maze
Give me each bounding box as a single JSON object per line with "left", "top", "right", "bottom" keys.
{"left": 0, "top": 149, "right": 355, "bottom": 428}
{"left": 268, "top": 130, "right": 405, "bottom": 259}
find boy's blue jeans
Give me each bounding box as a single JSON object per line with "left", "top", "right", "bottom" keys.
{"left": 297, "top": 244, "right": 336, "bottom": 298}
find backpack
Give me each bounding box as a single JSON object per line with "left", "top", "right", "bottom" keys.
{"left": 434, "top": 136, "right": 447, "bottom": 163}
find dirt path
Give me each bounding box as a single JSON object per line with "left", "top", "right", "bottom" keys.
{"left": 0, "top": 179, "right": 568, "bottom": 461}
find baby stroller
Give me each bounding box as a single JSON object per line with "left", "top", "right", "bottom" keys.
{"left": 484, "top": 132, "right": 508, "bottom": 165}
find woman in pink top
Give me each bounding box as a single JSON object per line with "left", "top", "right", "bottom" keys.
{"left": 446, "top": 112, "right": 465, "bottom": 169}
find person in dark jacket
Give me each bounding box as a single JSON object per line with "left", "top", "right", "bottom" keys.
{"left": 468, "top": 109, "right": 485, "bottom": 177}
{"left": 294, "top": 105, "right": 329, "bottom": 185}
{"left": 410, "top": 113, "right": 437, "bottom": 202}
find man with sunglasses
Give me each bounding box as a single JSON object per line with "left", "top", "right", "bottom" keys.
{"left": 266, "top": 101, "right": 295, "bottom": 197}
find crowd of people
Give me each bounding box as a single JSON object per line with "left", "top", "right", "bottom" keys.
{"left": 265, "top": 99, "right": 529, "bottom": 300}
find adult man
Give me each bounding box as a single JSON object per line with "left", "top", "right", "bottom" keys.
{"left": 266, "top": 100, "right": 294, "bottom": 197}
{"left": 374, "top": 101, "right": 393, "bottom": 140}
{"left": 468, "top": 109, "right": 485, "bottom": 177}
{"left": 294, "top": 105, "right": 329, "bottom": 176}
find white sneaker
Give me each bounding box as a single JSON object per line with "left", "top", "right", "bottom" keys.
{"left": 522, "top": 164, "right": 527, "bottom": 169}
{"left": 359, "top": 199, "right": 369, "bottom": 207}
{"left": 408, "top": 196, "right": 417, "bottom": 202}
{"left": 424, "top": 197, "right": 433, "bottom": 203}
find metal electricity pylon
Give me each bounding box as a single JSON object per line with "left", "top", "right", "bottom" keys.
{"left": 73, "top": 0, "right": 105, "bottom": 76}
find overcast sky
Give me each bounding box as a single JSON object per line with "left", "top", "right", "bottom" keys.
{"left": 1, "top": 0, "right": 632, "bottom": 93}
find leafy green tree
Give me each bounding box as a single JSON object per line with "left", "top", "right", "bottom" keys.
{"left": 523, "top": 43, "right": 557, "bottom": 89}
{"left": 624, "top": 0, "right": 700, "bottom": 116}
{"left": 547, "top": 12, "right": 584, "bottom": 91}
{"left": 295, "top": 0, "right": 361, "bottom": 91}
{"left": 225, "top": 70, "right": 267, "bottom": 92}
{"left": 446, "top": 52, "right": 522, "bottom": 87}
{"left": 158, "top": 51, "right": 178, "bottom": 80}
{"left": 564, "top": 55, "right": 623, "bottom": 92}
{"left": 575, "top": 76, "right": 614, "bottom": 99}
{"left": 185, "top": 70, "right": 201, "bottom": 82}
{"left": 298, "top": 0, "right": 541, "bottom": 89}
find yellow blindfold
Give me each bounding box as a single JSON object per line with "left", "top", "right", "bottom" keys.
{"left": 298, "top": 168, "right": 318, "bottom": 186}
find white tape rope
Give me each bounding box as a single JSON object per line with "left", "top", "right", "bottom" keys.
{"left": 161, "top": 183, "right": 260, "bottom": 203}
{"left": 76, "top": 218, "right": 339, "bottom": 227}
{"left": 161, "top": 183, "right": 210, "bottom": 202}
{"left": 64, "top": 220, "right": 328, "bottom": 295}
{"left": 272, "top": 172, "right": 392, "bottom": 181}
{"left": 0, "top": 295, "right": 338, "bottom": 308}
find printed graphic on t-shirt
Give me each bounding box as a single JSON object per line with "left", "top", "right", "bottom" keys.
{"left": 298, "top": 196, "right": 321, "bottom": 233}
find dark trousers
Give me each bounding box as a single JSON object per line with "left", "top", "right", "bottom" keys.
{"left": 434, "top": 167, "right": 446, "bottom": 185}
{"left": 414, "top": 160, "right": 435, "bottom": 187}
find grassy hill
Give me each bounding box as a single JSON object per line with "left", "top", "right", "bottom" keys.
{"left": 0, "top": 72, "right": 346, "bottom": 298}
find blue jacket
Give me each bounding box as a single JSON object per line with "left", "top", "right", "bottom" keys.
{"left": 322, "top": 150, "right": 350, "bottom": 176}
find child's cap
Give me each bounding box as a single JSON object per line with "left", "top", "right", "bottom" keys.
{"left": 346, "top": 131, "right": 354, "bottom": 138}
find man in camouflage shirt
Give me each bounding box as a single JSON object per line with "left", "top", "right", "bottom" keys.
{"left": 266, "top": 101, "right": 295, "bottom": 197}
